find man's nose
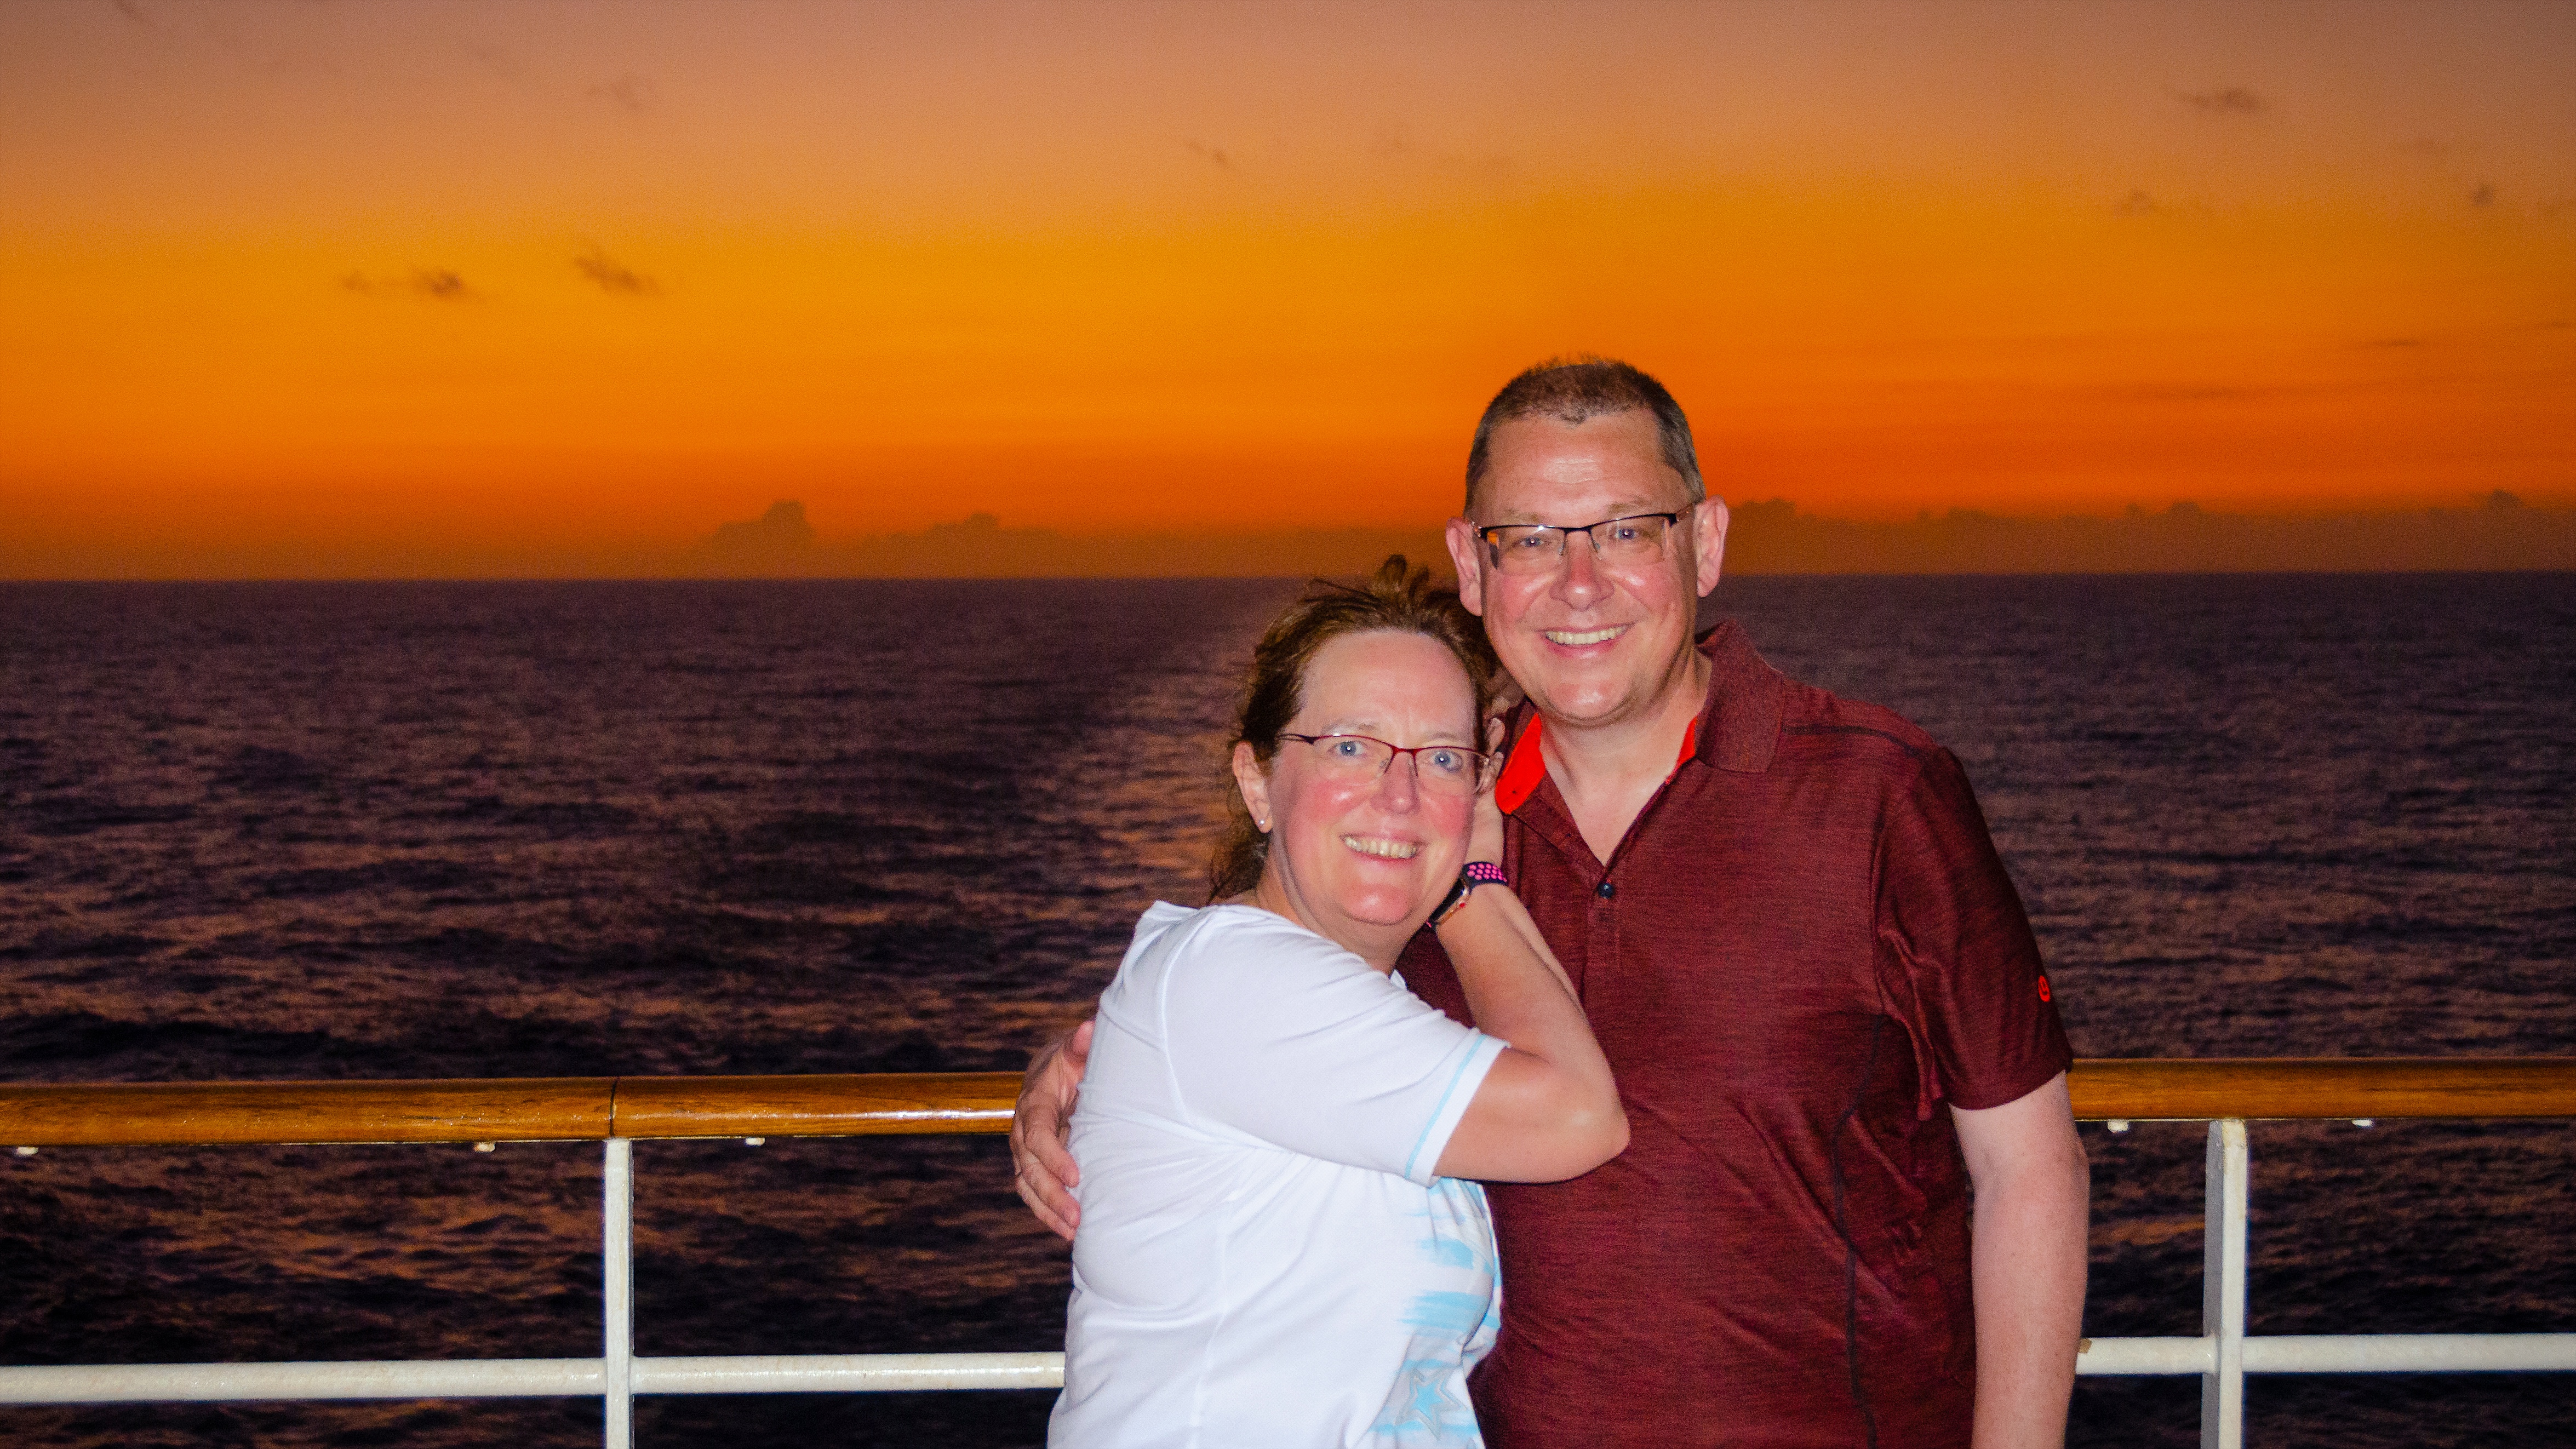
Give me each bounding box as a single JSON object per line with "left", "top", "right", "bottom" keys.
{"left": 1556, "top": 529, "right": 1609, "bottom": 604}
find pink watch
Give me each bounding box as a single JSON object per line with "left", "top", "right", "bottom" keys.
{"left": 1430, "top": 861, "right": 1511, "bottom": 927}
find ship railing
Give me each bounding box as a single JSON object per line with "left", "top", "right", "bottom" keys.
{"left": 3, "top": 1059, "right": 2573, "bottom": 1449}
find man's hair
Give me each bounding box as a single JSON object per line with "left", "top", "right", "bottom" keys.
{"left": 1205, "top": 555, "right": 1499, "bottom": 903}
{"left": 1463, "top": 356, "right": 1704, "bottom": 512}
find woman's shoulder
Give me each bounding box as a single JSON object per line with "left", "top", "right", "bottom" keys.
{"left": 1148, "top": 901, "right": 1355, "bottom": 960}
{"left": 1121, "top": 902, "right": 1374, "bottom": 1000}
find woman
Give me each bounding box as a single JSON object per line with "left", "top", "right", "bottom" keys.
{"left": 1050, "top": 558, "right": 1626, "bottom": 1448}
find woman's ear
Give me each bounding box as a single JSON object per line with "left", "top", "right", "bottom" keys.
{"left": 1231, "top": 741, "right": 1272, "bottom": 832}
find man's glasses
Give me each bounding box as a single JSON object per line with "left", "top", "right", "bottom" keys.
{"left": 1476, "top": 509, "right": 1688, "bottom": 576}
{"left": 1278, "top": 734, "right": 1494, "bottom": 797}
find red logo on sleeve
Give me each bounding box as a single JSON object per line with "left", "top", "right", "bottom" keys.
{"left": 2036, "top": 976, "right": 2053, "bottom": 1002}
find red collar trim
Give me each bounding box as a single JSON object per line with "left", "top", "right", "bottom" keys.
{"left": 1493, "top": 712, "right": 1702, "bottom": 815}
{"left": 1494, "top": 714, "right": 1550, "bottom": 814}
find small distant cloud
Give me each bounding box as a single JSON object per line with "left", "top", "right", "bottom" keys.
{"left": 706, "top": 500, "right": 817, "bottom": 553}
{"left": 109, "top": 0, "right": 151, "bottom": 27}
{"left": 2361, "top": 336, "right": 2426, "bottom": 350}
{"left": 574, "top": 245, "right": 659, "bottom": 296}
{"left": 2470, "top": 181, "right": 2497, "bottom": 208}
{"left": 1184, "top": 139, "right": 1233, "bottom": 170}
{"left": 341, "top": 268, "right": 478, "bottom": 302}
{"left": 462, "top": 41, "right": 516, "bottom": 80}
{"left": 589, "top": 74, "right": 657, "bottom": 113}
{"left": 2115, "top": 190, "right": 2159, "bottom": 217}
{"left": 1370, "top": 124, "right": 1412, "bottom": 158}
{"left": 2176, "top": 85, "right": 2266, "bottom": 116}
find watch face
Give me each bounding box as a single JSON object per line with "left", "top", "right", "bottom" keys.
{"left": 1431, "top": 870, "right": 1474, "bottom": 926}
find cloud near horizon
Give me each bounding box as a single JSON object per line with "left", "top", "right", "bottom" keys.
{"left": 2177, "top": 85, "right": 2266, "bottom": 114}
{"left": 661, "top": 496, "right": 2576, "bottom": 581}
{"left": 574, "top": 245, "right": 659, "bottom": 296}
{"left": 340, "top": 268, "right": 476, "bottom": 301}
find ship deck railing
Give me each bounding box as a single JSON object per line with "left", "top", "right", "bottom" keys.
{"left": 4, "top": 1059, "right": 2573, "bottom": 1449}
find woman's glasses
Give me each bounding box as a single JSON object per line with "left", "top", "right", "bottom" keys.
{"left": 1278, "top": 734, "right": 1494, "bottom": 797}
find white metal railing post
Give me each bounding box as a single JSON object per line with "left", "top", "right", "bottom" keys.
{"left": 2201, "top": 1119, "right": 2248, "bottom": 1449}
{"left": 604, "top": 1138, "right": 634, "bottom": 1449}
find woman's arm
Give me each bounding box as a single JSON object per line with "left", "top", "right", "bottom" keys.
{"left": 1430, "top": 800, "right": 1627, "bottom": 1182}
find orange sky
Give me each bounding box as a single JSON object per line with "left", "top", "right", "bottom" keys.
{"left": 2, "top": 0, "right": 2570, "bottom": 576}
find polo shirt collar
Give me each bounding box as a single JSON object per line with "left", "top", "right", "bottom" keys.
{"left": 1491, "top": 619, "right": 1785, "bottom": 815}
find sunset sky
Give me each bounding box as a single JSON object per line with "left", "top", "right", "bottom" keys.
{"left": 3, "top": 0, "right": 2570, "bottom": 576}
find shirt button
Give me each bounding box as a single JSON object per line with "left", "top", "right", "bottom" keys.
{"left": 1595, "top": 880, "right": 1616, "bottom": 900}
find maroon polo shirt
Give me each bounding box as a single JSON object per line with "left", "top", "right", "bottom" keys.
{"left": 1398, "top": 621, "right": 2070, "bottom": 1448}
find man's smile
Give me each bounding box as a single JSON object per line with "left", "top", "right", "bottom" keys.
{"left": 1542, "top": 625, "right": 1628, "bottom": 647}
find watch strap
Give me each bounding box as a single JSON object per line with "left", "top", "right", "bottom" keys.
{"left": 1430, "top": 860, "right": 1510, "bottom": 927}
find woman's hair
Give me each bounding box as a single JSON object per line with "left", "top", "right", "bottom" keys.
{"left": 1205, "top": 555, "right": 1501, "bottom": 902}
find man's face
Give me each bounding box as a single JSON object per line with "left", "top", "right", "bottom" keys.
{"left": 1445, "top": 409, "right": 1727, "bottom": 734}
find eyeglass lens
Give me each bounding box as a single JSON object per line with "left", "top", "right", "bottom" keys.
{"left": 1299, "top": 735, "right": 1486, "bottom": 794}
{"left": 1482, "top": 514, "right": 1675, "bottom": 573}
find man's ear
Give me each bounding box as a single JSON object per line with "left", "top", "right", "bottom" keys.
{"left": 1693, "top": 498, "right": 1729, "bottom": 599}
{"left": 1230, "top": 741, "right": 1272, "bottom": 830}
{"left": 1444, "top": 517, "right": 1486, "bottom": 617}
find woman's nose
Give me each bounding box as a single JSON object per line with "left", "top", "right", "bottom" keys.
{"left": 1373, "top": 753, "right": 1422, "bottom": 810}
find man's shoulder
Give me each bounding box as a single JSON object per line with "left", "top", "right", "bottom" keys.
{"left": 1697, "top": 619, "right": 1945, "bottom": 782}
{"left": 1767, "top": 675, "right": 1947, "bottom": 778}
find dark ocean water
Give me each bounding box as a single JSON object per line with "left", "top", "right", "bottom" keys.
{"left": 2, "top": 574, "right": 2571, "bottom": 1447}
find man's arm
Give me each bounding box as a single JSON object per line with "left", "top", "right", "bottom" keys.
{"left": 1010, "top": 1018, "right": 1092, "bottom": 1241}
{"left": 1952, "top": 1071, "right": 2089, "bottom": 1449}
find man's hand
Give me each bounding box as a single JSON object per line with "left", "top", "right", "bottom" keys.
{"left": 1011, "top": 1018, "right": 1093, "bottom": 1241}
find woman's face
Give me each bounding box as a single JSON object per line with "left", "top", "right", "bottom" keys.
{"left": 1233, "top": 628, "right": 1480, "bottom": 969}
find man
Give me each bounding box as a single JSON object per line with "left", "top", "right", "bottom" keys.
{"left": 1016, "top": 358, "right": 2089, "bottom": 1447}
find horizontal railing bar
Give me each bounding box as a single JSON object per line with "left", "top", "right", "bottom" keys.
{"left": 2075, "top": 1336, "right": 2212, "bottom": 1376}
{"left": 2075, "top": 1333, "right": 2576, "bottom": 1376}
{"left": 0, "top": 1074, "right": 1022, "bottom": 1148}
{"left": 5, "top": 1060, "right": 2572, "bottom": 1147}
{"left": 0, "top": 1079, "right": 617, "bottom": 1148}
{"left": 0, "top": 1357, "right": 605, "bottom": 1404}
{"left": 614, "top": 1074, "right": 1017, "bottom": 1140}
{"left": 0, "top": 1353, "right": 1067, "bottom": 1405}
{"left": 634, "top": 1351, "right": 1066, "bottom": 1394}
{"left": 16, "top": 1335, "right": 2562, "bottom": 1406}
{"left": 2067, "top": 1058, "right": 2576, "bottom": 1121}
{"left": 2241, "top": 1333, "right": 2576, "bottom": 1374}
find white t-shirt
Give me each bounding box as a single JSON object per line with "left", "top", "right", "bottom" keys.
{"left": 1051, "top": 902, "right": 1508, "bottom": 1448}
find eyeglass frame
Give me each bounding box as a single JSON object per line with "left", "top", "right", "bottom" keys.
{"left": 1473, "top": 504, "right": 1697, "bottom": 571}
{"left": 1275, "top": 732, "right": 1497, "bottom": 792}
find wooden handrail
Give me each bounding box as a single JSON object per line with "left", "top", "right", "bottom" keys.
{"left": 0, "top": 1074, "right": 1016, "bottom": 1148}
{"left": 1, "top": 1060, "right": 2571, "bottom": 1147}
{"left": 2064, "top": 1058, "right": 2576, "bottom": 1122}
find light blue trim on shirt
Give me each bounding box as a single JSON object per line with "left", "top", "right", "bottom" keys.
{"left": 1403, "top": 1032, "right": 1503, "bottom": 1183}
